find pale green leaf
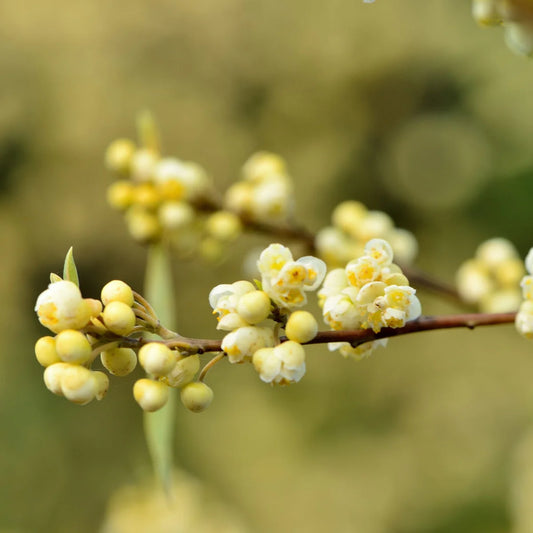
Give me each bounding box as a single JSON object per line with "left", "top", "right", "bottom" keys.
{"left": 63, "top": 247, "right": 79, "bottom": 287}
{"left": 143, "top": 242, "right": 177, "bottom": 494}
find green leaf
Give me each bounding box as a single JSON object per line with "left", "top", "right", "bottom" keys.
{"left": 63, "top": 247, "right": 79, "bottom": 287}
{"left": 136, "top": 110, "right": 160, "bottom": 153}
{"left": 50, "top": 273, "right": 63, "bottom": 283}
{"left": 143, "top": 242, "right": 177, "bottom": 495}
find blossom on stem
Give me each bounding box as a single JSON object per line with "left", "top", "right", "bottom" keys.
{"left": 257, "top": 243, "right": 326, "bottom": 310}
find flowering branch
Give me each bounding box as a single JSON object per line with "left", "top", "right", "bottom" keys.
{"left": 122, "top": 311, "right": 516, "bottom": 354}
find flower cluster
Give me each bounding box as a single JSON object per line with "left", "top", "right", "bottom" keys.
{"left": 35, "top": 269, "right": 207, "bottom": 412}
{"left": 318, "top": 238, "right": 421, "bottom": 360}
{"left": 105, "top": 134, "right": 242, "bottom": 260}
{"left": 210, "top": 243, "right": 324, "bottom": 384}
{"left": 472, "top": 0, "right": 533, "bottom": 56}
{"left": 315, "top": 200, "right": 418, "bottom": 269}
{"left": 515, "top": 248, "right": 533, "bottom": 338}
{"left": 456, "top": 237, "right": 524, "bottom": 312}
{"left": 224, "top": 152, "right": 294, "bottom": 224}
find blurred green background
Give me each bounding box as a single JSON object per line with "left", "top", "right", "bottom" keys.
{"left": 3, "top": 0, "right": 533, "bottom": 531}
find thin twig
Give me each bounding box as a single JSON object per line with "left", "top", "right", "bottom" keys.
{"left": 198, "top": 352, "right": 226, "bottom": 382}
{"left": 121, "top": 311, "right": 517, "bottom": 354}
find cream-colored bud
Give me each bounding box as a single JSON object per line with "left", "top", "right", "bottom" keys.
{"left": 125, "top": 206, "right": 161, "bottom": 243}
{"left": 133, "top": 379, "right": 169, "bottom": 412}
{"left": 138, "top": 343, "right": 176, "bottom": 377}
{"left": 242, "top": 151, "right": 287, "bottom": 181}
{"left": 131, "top": 148, "right": 158, "bottom": 182}
{"left": 134, "top": 183, "right": 160, "bottom": 209}
{"left": 525, "top": 248, "right": 533, "bottom": 275}
{"left": 101, "top": 347, "right": 137, "bottom": 376}
{"left": 101, "top": 280, "right": 134, "bottom": 307}
{"left": 332, "top": 201, "right": 367, "bottom": 234}
{"left": 43, "top": 362, "right": 70, "bottom": 395}
{"left": 205, "top": 211, "right": 242, "bottom": 242}
{"left": 61, "top": 365, "right": 97, "bottom": 405}
{"left": 158, "top": 201, "right": 194, "bottom": 230}
{"left": 106, "top": 180, "right": 135, "bottom": 210}
{"left": 505, "top": 21, "right": 533, "bottom": 57}
{"left": 180, "top": 382, "right": 214, "bottom": 413}
{"left": 55, "top": 329, "right": 92, "bottom": 364}
{"left": 92, "top": 371, "right": 110, "bottom": 400}
{"left": 161, "top": 353, "right": 200, "bottom": 388}
{"left": 105, "top": 138, "right": 136, "bottom": 174}
{"left": 356, "top": 211, "right": 393, "bottom": 241}
{"left": 477, "top": 238, "right": 517, "bottom": 267}
{"left": 285, "top": 310, "right": 318, "bottom": 343}
{"left": 472, "top": 0, "right": 503, "bottom": 26}
{"left": 494, "top": 258, "right": 525, "bottom": 287}
{"left": 35, "top": 280, "right": 92, "bottom": 333}
{"left": 225, "top": 182, "right": 253, "bottom": 214}
{"left": 35, "top": 336, "right": 61, "bottom": 367}
{"left": 236, "top": 291, "right": 271, "bottom": 324}
{"left": 102, "top": 301, "right": 136, "bottom": 336}
{"left": 85, "top": 298, "right": 103, "bottom": 318}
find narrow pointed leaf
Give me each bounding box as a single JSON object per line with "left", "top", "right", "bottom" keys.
{"left": 143, "top": 242, "right": 177, "bottom": 495}
{"left": 63, "top": 247, "right": 79, "bottom": 287}
{"left": 137, "top": 110, "right": 160, "bottom": 153}
{"left": 50, "top": 273, "right": 63, "bottom": 283}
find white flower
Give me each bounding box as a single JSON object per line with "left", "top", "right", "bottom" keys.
{"left": 209, "top": 281, "right": 256, "bottom": 331}
{"left": 328, "top": 339, "right": 388, "bottom": 361}
{"left": 221, "top": 326, "right": 275, "bottom": 364}
{"left": 154, "top": 158, "right": 210, "bottom": 200}
{"left": 257, "top": 244, "right": 326, "bottom": 310}
{"left": 345, "top": 256, "right": 380, "bottom": 288}
{"left": 35, "top": 280, "right": 91, "bottom": 333}
{"left": 252, "top": 341, "right": 306, "bottom": 384}
{"left": 364, "top": 238, "right": 394, "bottom": 266}
{"left": 516, "top": 301, "right": 533, "bottom": 339}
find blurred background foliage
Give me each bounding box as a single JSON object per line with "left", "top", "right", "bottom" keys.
{"left": 3, "top": 0, "right": 533, "bottom": 531}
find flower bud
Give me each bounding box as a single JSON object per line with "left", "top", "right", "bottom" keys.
{"left": 205, "top": 211, "right": 242, "bottom": 242}
{"left": 180, "top": 382, "right": 214, "bottom": 413}
{"left": 35, "top": 336, "right": 61, "bottom": 367}
{"left": 101, "top": 347, "right": 137, "bottom": 376}
{"left": 285, "top": 311, "right": 318, "bottom": 343}
{"left": 106, "top": 180, "right": 135, "bottom": 210}
{"left": 161, "top": 354, "right": 200, "bottom": 388}
{"left": 43, "top": 362, "right": 70, "bottom": 395}
{"left": 105, "top": 139, "right": 136, "bottom": 173}
{"left": 125, "top": 206, "right": 161, "bottom": 243}
{"left": 101, "top": 280, "right": 134, "bottom": 307}
{"left": 55, "top": 329, "right": 92, "bottom": 364}
{"left": 133, "top": 379, "right": 169, "bottom": 412}
{"left": 131, "top": 148, "right": 158, "bottom": 182}
{"left": 61, "top": 365, "right": 97, "bottom": 405}
{"left": 102, "top": 301, "right": 136, "bottom": 336}
{"left": 35, "top": 280, "right": 91, "bottom": 333}
{"left": 236, "top": 290, "right": 271, "bottom": 324}
{"left": 138, "top": 343, "right": 176, "bottom": 377}
{"left": 92, "top": 371, "right": 110, "bottom": 400}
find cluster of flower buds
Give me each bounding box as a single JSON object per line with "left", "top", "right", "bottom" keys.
{"left": 318, "top": 238, "right": 421, "bottom": 360}
{"left": 515, "top": 248, "right": 533, "bottom": 338}
{"left": 456, "top": 237, "right": 524, "bottom": 312}
{"left": 224, "top": 152, "right": 294, "bottom": 225}
{"left": 315, "top": 200, "right": 418, "bottom": 269}
{"left": 472, "top": 0, "right": 533, "bottom": 56}
{"left": 210, "top": 243, "right": 324, "bottom": 384}
{"left": 34, "top": 254, "right": 209, "bottom": 412}
{"left": 105, "top": 124, "right": 243, "bottom": 261}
